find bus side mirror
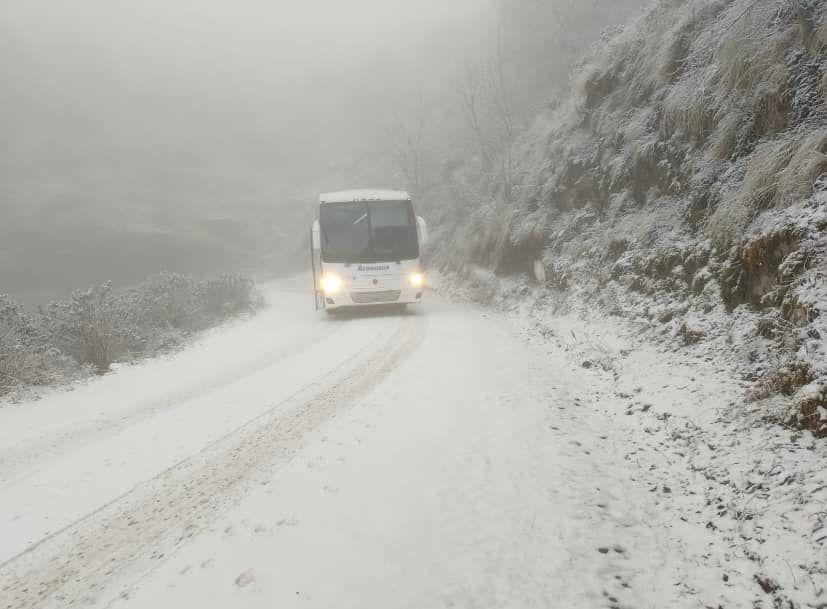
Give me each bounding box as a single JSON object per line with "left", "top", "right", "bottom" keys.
{"left": 416, "top": 216, "right": 428, "bottom": 247}
{"left": 311, "top": 219, "right": 321, "bottom": 250}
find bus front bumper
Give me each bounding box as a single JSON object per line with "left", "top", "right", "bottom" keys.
{"left": 323, "top": 286, "right": 423, "bottom": 309}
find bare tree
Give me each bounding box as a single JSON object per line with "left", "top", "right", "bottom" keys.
{"left": 455, "top": 16, "right": 518, "bottom": 202}
{"left": 490, "top": 20, "right": 516, "bottom": 202}
{"left": 385, "top": 96, "right": 428, "bottom": 195}
{"left": 547, "top": 0, "right": 582, "bottom": 58}
{"left": 456, "top": 61, "right": 494, "bottom": 170}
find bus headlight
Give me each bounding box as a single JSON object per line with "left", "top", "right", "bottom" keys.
{"left": 409, "top": 272, "right": 424, "bottom": 288}
{"left": 321, "top": 273, "right": 343, "bottom": 295}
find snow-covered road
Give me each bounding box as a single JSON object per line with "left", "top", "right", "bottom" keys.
{"left": 1, "top": 279, "right": 824, "bottom": 609}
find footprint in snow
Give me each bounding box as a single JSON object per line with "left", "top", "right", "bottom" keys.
{"left": 235, "top": 569, "right": 256, "bottom": 588}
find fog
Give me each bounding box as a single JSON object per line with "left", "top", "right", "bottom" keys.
{"left": 1, "top": 0, "right": 640, "bottom": 301}
{"left": 1, "top": 0, "right": 487, "bottom": 206}
{"left": 0, "top": 0, "right": 493, "bottom": 298}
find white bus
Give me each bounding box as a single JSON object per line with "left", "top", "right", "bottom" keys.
{"left": 310, "top": 189, "right": 428, "bottom": 312}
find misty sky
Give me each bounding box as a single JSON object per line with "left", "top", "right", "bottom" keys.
{"left": 2, "top": 0, "right": 482, "bottom": 92}
{"left": 1, "top": 0, "right": 490, "bottom": 215}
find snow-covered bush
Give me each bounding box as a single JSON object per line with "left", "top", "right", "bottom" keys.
{"left": 0, "top": 295, "right": 81, "bottom": 395}
{"left": 199, "top": 274, "right": 257, "bottom": 317}
{"left": 0, "top": 272, "right": 261, "bottom": 399}
{"left": 40, "top": 282, "right": 129, "bottom": 374}
{"left": 128, "top": 272, "right": 202, "bottom": 331}
{"left": 793, "top": 379, "right": 827, "bottom": 437}
{"left": 0, "top": 295, "right": 40, "bottom": 394}
{"left": 120, "top": 272, "right": 259, "bottom": 346}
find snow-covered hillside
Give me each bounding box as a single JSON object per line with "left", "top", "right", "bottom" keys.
{"left": 427, "top": 0, "right": 827, "bottom": 436}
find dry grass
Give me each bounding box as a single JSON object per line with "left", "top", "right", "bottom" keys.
{"left": 752, "top": 61, "right": 792, "bottom": 132}
{"left": 776, "top": 126, "right": 827, "bottom": 205}
{"left": 816, "top": 11, "right": 827, "bottom": 51}
{"left": 662, "top": 66, "right": 718, "bottom": 143}
{"left": 736, "top": 135, "right": 796, "bottom": 204}
{"left": 707, "top": 126, "right": 824, "bottom": 247}
{"left": 659, "top": 1, "right": 800, "bottom": 153}
{"left": 562, "top": 0, "right": 827, "bottom": 252}
{"left": 715, "top": 2, "right": 786, "bottom": 90}
{"left": 708, "top": 109, "right": 746, "bottom": 160}
{"left": 575, "top": 2, "right": 694, "bottom": 113}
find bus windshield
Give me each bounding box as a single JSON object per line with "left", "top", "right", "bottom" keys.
{"left": 319, "top": 200, "right": 419, "bottom": 263}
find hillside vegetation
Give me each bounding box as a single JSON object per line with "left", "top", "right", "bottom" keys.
{"left": 0, "top": 273, "right": 259, "bottom": 399}
{"left": 427, "top": 0, "right": 827, "bottom": 435}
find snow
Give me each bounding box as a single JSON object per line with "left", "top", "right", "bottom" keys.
{"left": 432, "top": 271, "right": 827, "bottom": 607}
{"left": 319, "top": 189, "right": 411, "bottom": 204}
{"left": 1, "top": 278, "right": 824, "bottom": 609}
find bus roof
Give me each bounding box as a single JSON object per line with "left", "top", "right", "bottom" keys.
{"left": 319, "top": 189, "right": 410, "bottom": 204}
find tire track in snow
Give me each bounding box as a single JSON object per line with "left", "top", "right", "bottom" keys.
{"left": 0, "top": 315, "right": 347, "bottom": 488}
{"left": 0, "top": 313, "right": 425, "bottom": 609}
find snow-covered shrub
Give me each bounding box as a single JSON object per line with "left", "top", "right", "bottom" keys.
{"left": 40, "top": 282, "right": 129, "bottom": 374}
{"left": 0, "top": 295, "right": 84, "bottom": 397}
{"left": 0, "top": 272, "right": 261, "bottom": 400}
{"left": 792, "top": 379, "right": 827, "bottom": 437}
{"left": 678, "top": 320, "right": 705, "bottom": 345}
{"left": 129, "top": 272, "right": 202, "bottom": 331}
{"left": 199, "top": 274, "right": 257, "bottom": 317}
{"left": 121, "top": 272, "right": 259, "bottom": 343}
{"left": 0, "top": 295, "right": 42, "bottom": 394}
